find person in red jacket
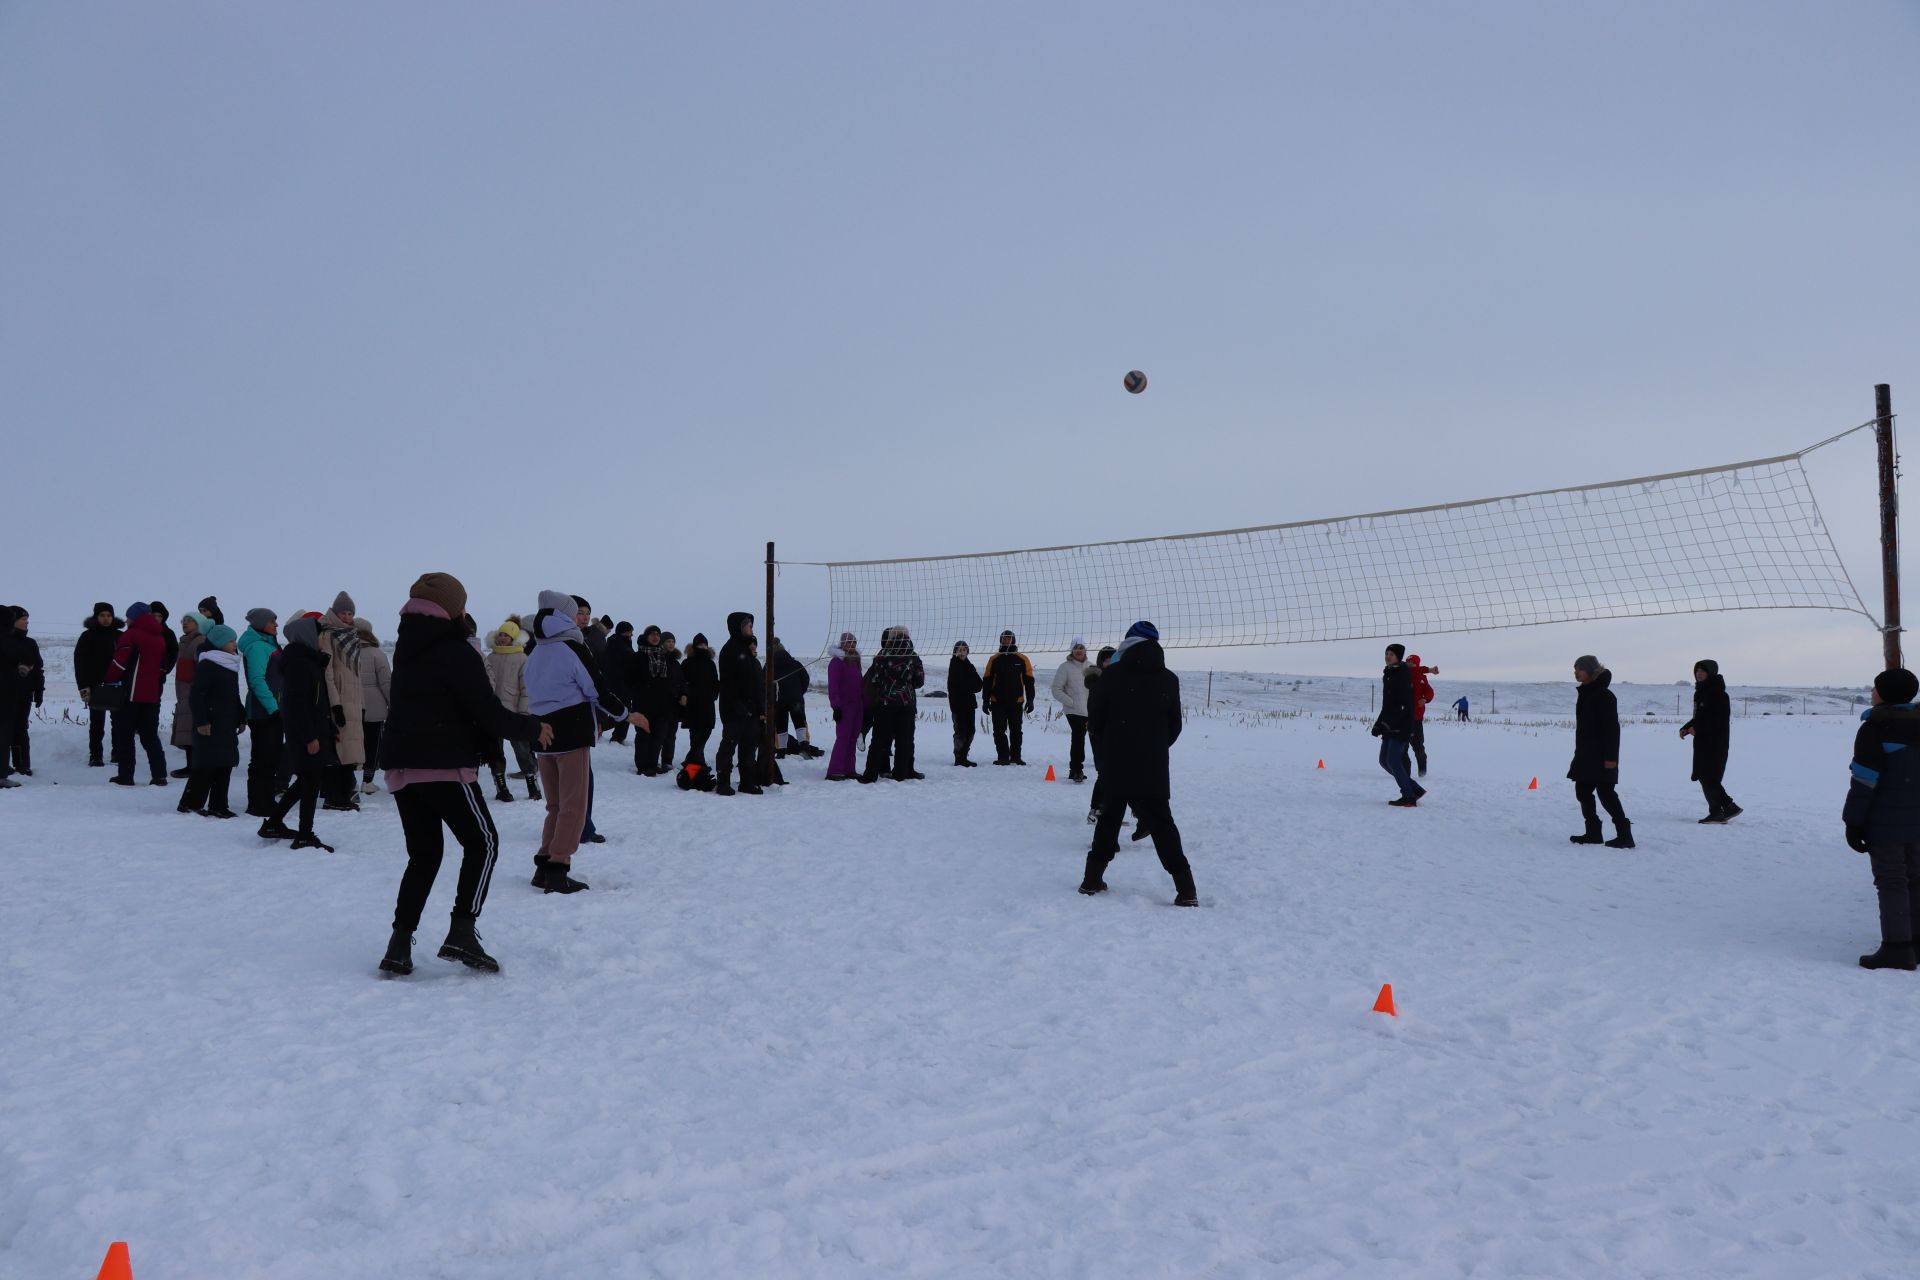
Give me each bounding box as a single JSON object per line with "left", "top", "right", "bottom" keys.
{"left": 104, "top": 602, "right": 171, "bottom": 786}
{"left": 1407, "top": 654, "right": 1437, "bottom": 777}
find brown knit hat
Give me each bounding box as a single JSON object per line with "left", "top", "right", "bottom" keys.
{"left": 408, "top": 572, "right": 467, "bottom": 620}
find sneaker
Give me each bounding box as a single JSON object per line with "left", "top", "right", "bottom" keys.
{"left": 1387, "top": 797, "right": 1419, "bottom": 808}
{"left": 1078, "top": 880, "right": 1108, "bottom": 895}
{"left": 1173, "top": 893, "right": 1199, "bottom": 907}
{"left": 257, "top": 820, "right": 296, "bottom": 840}
{"left": 289, "top": 832, "right": 335, "bottom": 852}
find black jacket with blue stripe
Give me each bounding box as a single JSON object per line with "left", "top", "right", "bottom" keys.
{"left": 1843, "top": 703, "right": 1920, "bottom": 843}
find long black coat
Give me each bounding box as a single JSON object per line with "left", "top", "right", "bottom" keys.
{"left": 1372, "top": 662, "right": 1415, "bottom": 739}
{"left": 73, "top": 617, "right": 122, "bottom": 691}
{"left": 717, "top": 612, "right": 764, "bottom": 722}
{"left": 188, "top": 658, "right": 245, "bottom": 770}
{"left": 278, "top": 643, "right": 338, "bottom": 767}
{"left": 680, "top": 647, "right": 719, "bottom": 714}
{"left": 603, "top": 634, "right": 635, "bottom": 701}
{"left": 380, "top": 611, "right": 544, "bottom": 771}
{"left": 1086, "top": 639, "right": 1182, "bottom": 800}
{"left": 1568, "top": 669, "right": 1622, "bottom": 785}
{"left": 947, "top": 656, "right": 982, "bottom": 711}
{"left": 1683, "top": 674, "right": 1731, "bottom": 784}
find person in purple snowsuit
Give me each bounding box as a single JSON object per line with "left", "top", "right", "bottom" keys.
{"left": 826, "top": 632, "right": 864, "bottom": 781}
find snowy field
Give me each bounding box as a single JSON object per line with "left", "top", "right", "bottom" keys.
{"left": 5, "top": 664, "right": 1919, "bottom": 1279}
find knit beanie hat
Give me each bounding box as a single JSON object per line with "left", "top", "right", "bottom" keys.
{"left": 408, "top": 572, "right": 467, "bottom": 621}
{"left": 181, "top": 611, "right": 210, "bottom": 636}
{"left": 1126, "top": 620, "right": 1160, "bottom": 642}
{"left": 570, "top": 594, "right": 590, "bottom": 613}
{"left": 332, "top": 591, "right": 356, "bottom": 615}
{"left": 246, "top": 607, "right": 277, "bottom": 630}
{"left": 198, "top": 595, "right": 223, "bottom": 624}
{"left": 691, "top": 632, "right": 709, "bottom": 649}
{"left": 125, "top": 602, "right": 151, "bottom": 621}
{"left": 1384, "top": 641, "right": 1405, "bottom": 659}
{"left": 148, "top": 601, "right": 169, "bottom": 621}
{"left": 1097, "top": 645, "right": 1117, "bottom": 667}
{"left": 1574, "top": 654, "right": 1602, "bottom": 674}
{"left": 1695, "top": 659, "right": 1719, "bottom": 677}
{"left": 93, "top": 601, "right": 114, "bottom": 617}
{"left": 614, "top": 621, "right": 634, "bottom": 636}
{"left": 205, "top": 624, "right": 238, "bottom": 649}
{"left": 1875, "top": 669, "right": 1918, "bottom": 705}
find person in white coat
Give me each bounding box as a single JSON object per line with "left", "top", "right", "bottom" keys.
{"left": 1050, "top": 639, "right": 1093, "bottom": 782}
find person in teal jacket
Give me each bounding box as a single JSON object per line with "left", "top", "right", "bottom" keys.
{"left": 238, "top": 608, "right": 285, "bottom": 815}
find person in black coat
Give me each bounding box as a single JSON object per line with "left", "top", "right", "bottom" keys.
{"left": 947, "top": 641, "right": 983, "bottom": 766}
{"left": 1843, "top": 667, "right": 1920, "bottom": 970}
{"left": 770, "top": 638, "right": 819, "bottom": 760}
{"left": 654, "top": 631, "right": 685, "bottom": 772}
{"left": 628, "top": 625, "right": 678, "bottom": 775}
{"left": 0, "top": 607, "right": 30, "bottom": 786}
{"left": 1568, "top": 654, "right": 1633, "bottom": 848}
{"left": 73, "top": 602, "right": 123, "bottom": 767}
{"left": 1085, "top": 644, "right": 1118, "bottom": 822}
{"left": 1371, "top": 643, "right": 1425, "bottom": 806}
{"left": 261, "top": 616, "right": 337, "bottom": 849}
{"left": 605, "top": 622, "right": 636, "bottom": 745}
{"left": 1679, "top": 658, "right": 1740, "bottom": 824}
{"left": 179, "top": 625, "right": 245, "bottom": 817}
{"left": 679, "top": 633, "right": 720, "bottom": 766}
{"left": 715, "top": 611, "right": 767, "bottom": 794}
{"left": 1080, "top": 622, "right": 1197, "bottom": 906}
{"left": 377, "top": 573, "right": 552, "bottom": 976}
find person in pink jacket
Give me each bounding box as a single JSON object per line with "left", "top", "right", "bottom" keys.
{"left": 825, "top": 632, "right": 864, "bottom": 781}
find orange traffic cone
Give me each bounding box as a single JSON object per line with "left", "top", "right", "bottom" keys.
{"left": 97, "top": 1242, "right": 132, "bottom": 1280}
{"left": 1316, "top": 759, "right": 1325, "bottom": 770}
{"left": 1044, "top": 764, "right": 1056, "bottom": 781}
{"left": 1371, "top": 984, "right": 1397, "bottom": 1017}
{"left": 1527, "top": 777, "right": 1539, "bottom": 790}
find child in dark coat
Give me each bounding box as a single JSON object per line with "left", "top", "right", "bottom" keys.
{"left": 260, "top": 616, "right": 337, "bottom": 850}
{"left": 180, "top": 625, "right": 245, "bottom": 818}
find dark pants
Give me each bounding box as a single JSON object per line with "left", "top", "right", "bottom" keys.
{"left": 1066, "top": 714, "right": 1088, "bottom": 777}
{"left": 717, "top": 713, "right": 763, "bottom": 788}
{"left": 362, "top": 720, "right": 384, "bottom": 784}
{"left": 655, "top": 710, "right": 680, "bottom": 773}
{"left": 1085, "top": 792, "right": 1195, "bottom": 897}
{"left": 9, "top": 696, "right": 30, "bottom": 773}
{"left": 247, "top": 713, "right": 284, "bottom": 813}
{"left": 582, "top": 763, "right": 598, "bottom": 839}
{"left": 1411, "top": 719, "right": 1427, "bottom": 773}
{"left": 682, "top": 708, "right": 715, "bottom": 766}
{"left": 864, "top": 704, "right": 915, "bottom": 779}
{"left": 324, "top": 764, "right": 359, "bottom": 806}
{"left": 609, "top": 714, "right": 630, "bottom": 745}
{"left": 0, "top": 696, "right": 15, "bottom": 779}
{"left": 1575, "top": 779, "right": 1630, "bottom": 831}
{"left": 271, "top": 761, "right": 323, "bottom": 834}
{"left": 88, "top": 700, "right": 118, "bottom": 765}
{"left": 114, "top": 702, "right": 167, "bottom": 784}
{"left": 953, "top": 704, "right": 977, "bottom": 763}
{"left": 182, "top": 766, "right": 233, "bottom": 813}
{"left": 390, "top": 780, "right": 501, "bottom": 932}
{"left": 1377, "top": 736, "right": 1423, "bottom": 800}
{"left": 992, "top": 704, "right": 1024, "bottom": 763}
{"left": 1868, "top": 842, "right": 1920, "bottom": 945}
{"left": 1697, "top": 770, "right": 1735, "bottom": 813}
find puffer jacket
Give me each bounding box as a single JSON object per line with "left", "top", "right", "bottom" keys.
{"left": 103, "top": 612, "right": 169, "bottom": 705}
{"left": 1568, "top": 670, "right": 1622, "bottom": 785}
{"left": 1050, "top": 657, "right": 1091, "bottom": 717}
{"left": 1844, "top": 702, "right": 1920, "bottom": 844}
{"left": 360, "top": 640, "right": 393, "bottom": 722}
{"left": 485, "top": 645, "right": 529, "bottom": 716}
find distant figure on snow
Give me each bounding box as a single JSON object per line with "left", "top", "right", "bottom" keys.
{"left": 1051, "top": 639, "right": 1092, "bottom": 783}
{"left": 1568, "top": 654, "right": 1632, "bottom": 849}
{"left": 1843, "top": 667, "right": 1920, "bottom": 970}
{"left": 1679, "top": 659, "right": 1740, "bottom": 824}
{"left": 1453, "top": 695, "right": 1470, "bottom": 722}
{"left": 947, "top": 640, "right": 982, "bottom": 767}
{"left": 1372, "top": 643, "right": 1424, "bottom": 808}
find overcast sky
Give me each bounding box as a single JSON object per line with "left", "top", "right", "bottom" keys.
{"left": 3, "top": 1, "right": 1915, "bottom": 684}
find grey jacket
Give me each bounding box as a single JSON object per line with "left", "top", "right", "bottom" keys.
{"left": 359, "top": 642, "right": 393, "bottom": 723}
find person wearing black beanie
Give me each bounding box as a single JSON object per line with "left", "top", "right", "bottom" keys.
{"left": 1568, "top": 655, "right": 1633, "bottom": 849}
{"left": 1844, "top": 667, "right": 1920, "bottom": 970}
{"left": 198, "top": 596, "right": 225, "bottom": 626}
{"left": 1680, "top": 659, "right": 1741, "bottom": 823}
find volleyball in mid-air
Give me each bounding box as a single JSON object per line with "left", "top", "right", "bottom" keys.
{"left": 1123, "top": 370, "right": 1148, "bottom": 394}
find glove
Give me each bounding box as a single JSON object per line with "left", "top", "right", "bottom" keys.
{"left": 1847, "top": 825, "right": 1872, "bottom": 854}
{"left": 332, "top": 705, "right": 347, "bottom": 728}
{"left": 196, "top": 725, "right": 211, "bottom": 737}
{"left": 833, "top": 709, "right": 842, "bottom": 723}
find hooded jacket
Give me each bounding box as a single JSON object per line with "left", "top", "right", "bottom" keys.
{"left": 238, "top": 625, "right": 282, "bottom": 719}
{"left": 359, "top": 635, "right": 393, "bottom": 722}
{"left": 277, "top": 621, "right": 337, "bottom": 766}
{"left": 1845, "top": 702, "right": 1920, "bottom": 843}
{"left": 866, "top": 630, "right": 925, "bottom": 707}
{"left": 379, "top": 607, "right": 544, "bottom": 772}
{"left": 1087, "top": 637, "right": 1182, "bottom": 800}
{"left": 984, "top": 641, "right": 1035, "bottom": 710}
{"left": 527, "top": 612, "right": 630, "bottom": 752}
{"left": 946, "top": 650, "right": 982, "bottom": 711}
{"left": 680, "top": 637, "right": 719, "bottom": 716}
{"left": 1408, "top": 656, "right": 1436, "bottom": 722}
{"left": 104, "top": 612, "right": 169, "bottom": 705}
{"left": 1050, "top": 655, "right": 1091, "bottom": 717}
{"left": 771, "top": 644, "right": 810, "bottom": 707}
{"left": 73, "top": 614, "right": 123, "bottom": 692}
{"left": 1682, "top": 672, "right": 1730, "bottom": 783}
{"left": 188, "top": 650, "right": 246, "bottom": 770}
{"left": 717, "top": 612, "right": 764, "bottom": 721}
{"left": 1372, "top": 661, "right": 1415, "bottom": 740}
{"left": 1568, "top": 669, "right": 1622, "bottom": 784}
{"left": 828, "top": 649, "right": 864, "bottom": 721}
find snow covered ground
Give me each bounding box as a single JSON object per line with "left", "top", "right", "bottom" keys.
{"left": 5, "top": 663, "right": 1918, "bottom": 1279}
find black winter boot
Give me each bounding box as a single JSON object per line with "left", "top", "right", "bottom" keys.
{"left": 438, "top": 915, "right": 500, "bottom": 972}
{"left": 1569, "top": 822, "right": 1605, "bottom": 845}
{"left": 526, "top": 779, "right": 542, "bottom": 801}
{"left": 539, "top": 860, "right": 589, "bottom": 894}
{"left": 258, "top": 819, "right": 296, "bottom": 840}
{"left": 379, "top": 928, "right": 414, "bottom": 976}
{"left": 1078, "top": 878, "right": 1108, "bottom": 895}
{"left": 1605, "top": 823, "right": 1635, "bottom": 850}
{"left": 1859, "top": 941, "right": 1918, "bottom": 971}
{"left": 531, "top": 853, "right": 548, "bottom": 886}
{"left": 289, "top": 832, "right": 335, "bottom": 852}
{"left": 494, "top": 783, "right": 514, "bottom": 804}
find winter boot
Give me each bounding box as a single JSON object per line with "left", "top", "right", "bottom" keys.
{"left": 494, "top": 782, "right": 514, "bottom": 803}
{"left": 1720, "top": 801, "right": 1742, "bottom": 820}
{"left": 716, "top": 781, "right": 737, "bottom": 795}
{"left": 1699, "top": 807, "right": 1728, "bottom": 824}
{"left": 290, "top": 832, "right": 335, "bottom": 852}
{"left": 1173, "top": 892, "right": 1199, "bottom": 907}
{"left": 530, "top": 853, "right": 548, "bottom": 886}
{"left": 170, "top": 766, "right": 192, "bottom": 779}
{"left": 437, "top": 915, "right": 500, "bottom": 972}
{"left": 257, "top": 819, "right": 296, "bottom": 841}
{"left": 539, "top": 860, "right": 590, "bottom": 894}
{"left": 526, "top": 778, "right": 542, "bottom": 801}
{"left": 1858, "top": 941, "right": 1918, "bottom": 971}
{"left": 1569, "top": 822, "right": 1605, "bottom": 845}
{"left": 738, "top": 782, "right": 765, "bottom": 796}
{"left": 1131, "top": 823, "right": 1150, "bottom": 842}
{"left": 1604, "top": 823, "right": 1635, "bottom": 850}
{"left": 1078, "top": 878, "right": 1108, "bottom": 895}
{"left": 379, "top": 928, "right": 414, "bottom": 976}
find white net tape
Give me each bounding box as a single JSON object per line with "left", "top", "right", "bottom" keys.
{"left": 802, "top": 438, "right": 1877, "bottom": 656}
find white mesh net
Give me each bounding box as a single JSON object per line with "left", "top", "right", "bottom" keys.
{"left": 799, "top": 433, "right": 1879, "bottom": 657}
